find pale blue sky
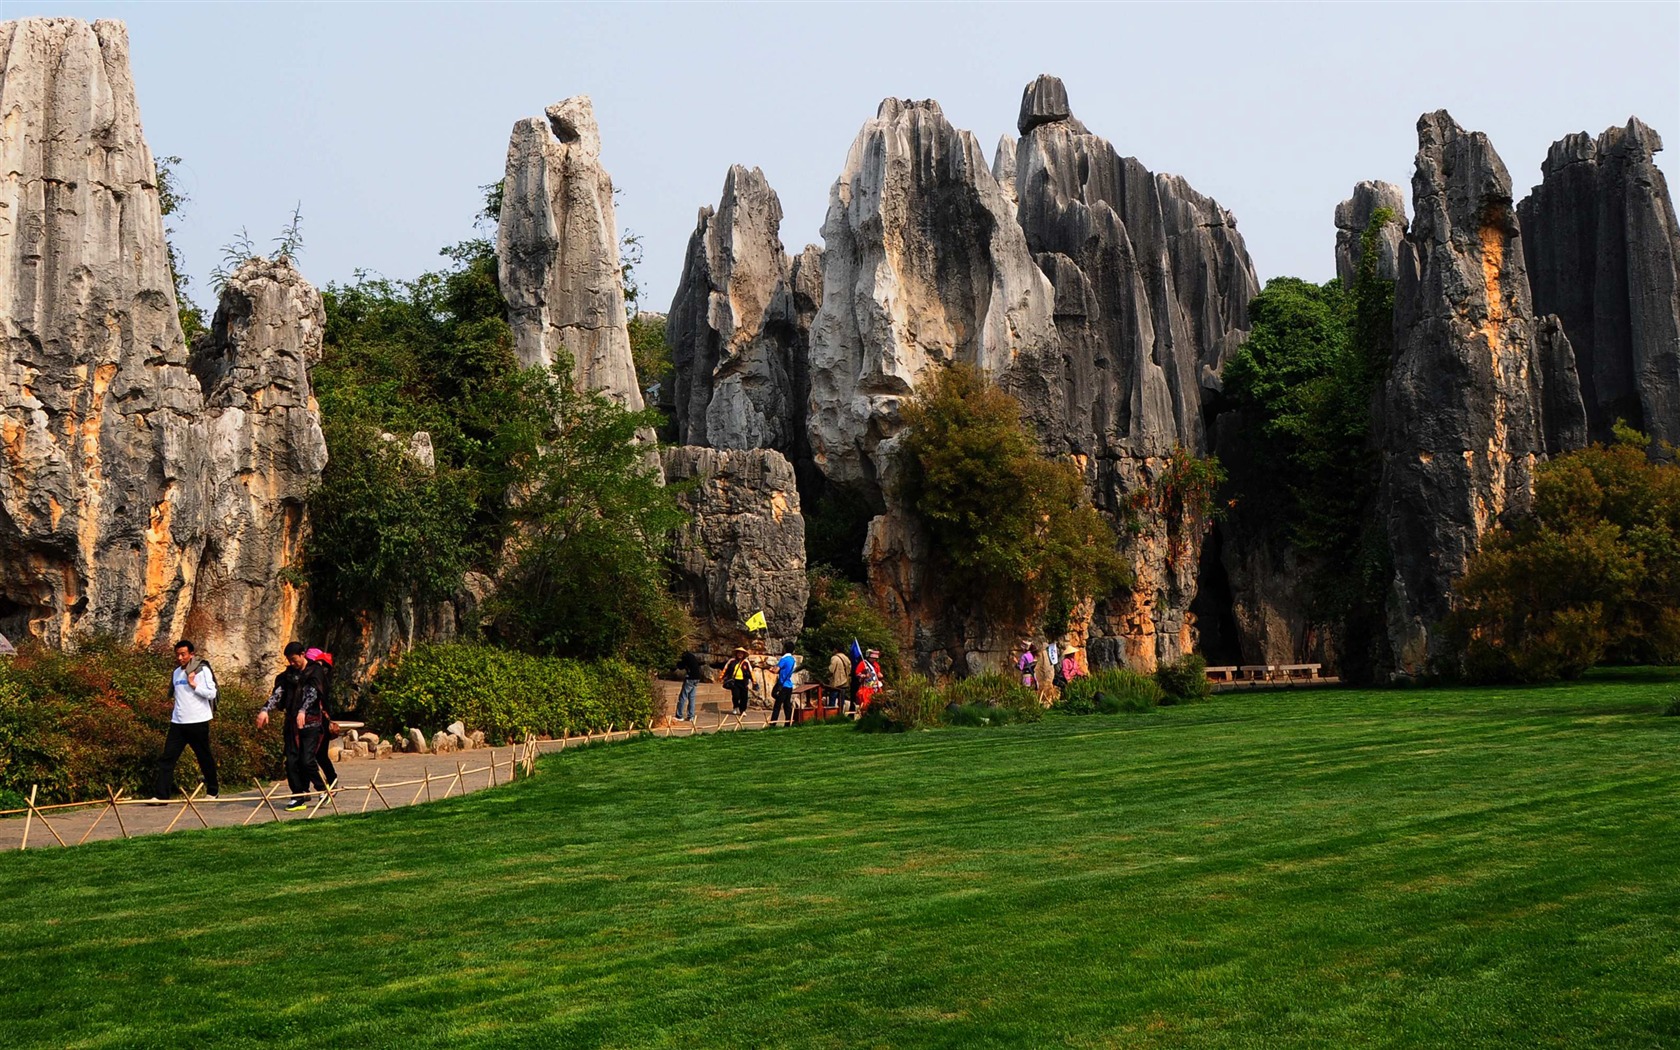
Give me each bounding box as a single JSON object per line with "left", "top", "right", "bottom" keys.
{"left": 12, "top": 2, "right": 1679, "bottom": 314}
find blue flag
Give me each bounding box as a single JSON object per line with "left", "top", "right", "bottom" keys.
{"left": 849, "top": 638, "right": 863, "bottom": 664}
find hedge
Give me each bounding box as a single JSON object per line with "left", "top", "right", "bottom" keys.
{"left": 367, "top": 643, "right": 656, "bottom": 743}
{"left": 0, "top": 639, "right": 281, "bottom": 807}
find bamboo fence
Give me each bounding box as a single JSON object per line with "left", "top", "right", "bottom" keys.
{"left": 2, "top": 707, "right": 783, "bottom": 852}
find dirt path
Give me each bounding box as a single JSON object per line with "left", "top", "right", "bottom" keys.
{"left": 0, "top": 679, "right": 803, "bottom": 851}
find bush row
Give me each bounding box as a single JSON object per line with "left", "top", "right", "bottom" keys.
{"left": 859, "top": 672, "right": 1044, "bottom": 732}
{"left": 1054, "top": 655, "right": 1210, "bottom": 715}
{"left": 366, "top": 643, "right": 655, "bottom": 743}
{"left": 0, "top": 639, "right": 282, "bottom": 807}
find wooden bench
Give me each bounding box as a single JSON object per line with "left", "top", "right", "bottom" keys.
{"left": 1277, "top": 663, "right": 1323, "bottom": 681}
{"left": 1204, "top": 666, "right": 1238, "bottom": 682}
{"left": 1237, "top": 665, "right": 1275, "bottom": 682}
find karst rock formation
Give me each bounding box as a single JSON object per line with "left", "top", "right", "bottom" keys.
{"left": 497, "top": 95, "right": 643, "bottom": 409}
{"left": 661, "top": 447, "right": 808, "bottom": 653}
{"left": 1519, "top": 119, "right": 1680, "bottom": 447}
{"left": 667, "top": 165, "right": 820, "bottom": 456}
{"left": 0, "top": 18, "right": 327, "bottom": 671}
{"left": 188, "top": 258, "right": 329, "bottom": 671}
{"left": 1379, "top": 111, "right": 1586, "bottom": 676}
{"left": 1012, "top": 74, "right": 1259, "bottom": 670}
{"left": 1334, "top": 181, "right": 1408, "bottom": 287}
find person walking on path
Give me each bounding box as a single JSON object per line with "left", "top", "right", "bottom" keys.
{"left": 721, "top": 646, "right": 753, "bottom": 717}
{"left": 149, "top": 640, "right": 219, "bottom": 802}
{"left": 855, "top": 648, "right": 885, "bottom": 712}
{"left": 771, "top": 643, "right": 797, "bottom": 726}
{"left": 674, "top": 649, "right": 705, "bottom": 722}
{"left": 827, "top": 645, "right": 852, "bottom": 713}
{"left": 256, "top": 642, "right": 326, "bottom": 811}
{"left": 306, "top": 649, "right": 339, "bottom": 795}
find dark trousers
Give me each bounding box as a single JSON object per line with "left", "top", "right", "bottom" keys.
{"left": 155, "top": 721, "right": 218, "bottom": 798}
{"left": 771, "top": 684, "right": 793, "bottom": 724}
{"left": 285, "top": 724, "right": 323, "bottom": 802}
{"left": 313, "top": 734, "right": 338, "bottom": 792}
{"left": 728, "top": 684, "right": 749, "bottom": 715}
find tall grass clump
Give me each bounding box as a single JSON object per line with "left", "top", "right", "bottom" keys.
{"left": 1154, "top": 654, "right": 1211, "bottom": 704}
{"left": 1056, "top": 667, "right": 1166, "bottom": 715}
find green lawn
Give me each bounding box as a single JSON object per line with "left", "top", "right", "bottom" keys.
{"left": 4, "top": 672, "right": 1679, "bottom": 1049}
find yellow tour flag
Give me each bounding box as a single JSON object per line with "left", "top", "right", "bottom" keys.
{"left": 744, "top": 611, "right": 768, "bottom": 632}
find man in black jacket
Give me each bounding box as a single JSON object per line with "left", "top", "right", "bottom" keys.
{"left": 256, "top": 642, "right": 326, "bottom": 811}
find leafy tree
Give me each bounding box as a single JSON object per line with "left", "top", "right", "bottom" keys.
{"left": 483, "top": 362, "right": 688, "bottom": 667}
{"left": 154, "top": 155, "right": 207, "bottom": 341}
{"left": 896, "top": 364, "right": 1131, "bottom": 627}
{"left": 1447, "top": 427, "right": 1680, "bottom": 682}
{"left": 627, "top": 312, "right": 671, "bottom": 396}
{"left": 799, "top": 570, "right": 901, "bottom": 681}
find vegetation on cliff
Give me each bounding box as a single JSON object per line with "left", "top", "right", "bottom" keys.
{"left": 896, "top": 364, "right": 1131, "bottom": 631}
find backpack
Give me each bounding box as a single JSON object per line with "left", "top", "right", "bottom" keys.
{"left": 1052, "top": 662, "right": 1068, "bottom": 690}
{"left": 171, "top": 657, "right": 217, "bottom": 714}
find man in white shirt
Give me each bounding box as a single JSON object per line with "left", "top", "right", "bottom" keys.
{"left": 151, "top": 639, "right": 219, "bottom": 801}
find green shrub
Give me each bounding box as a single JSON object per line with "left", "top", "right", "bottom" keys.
{"left": 941, "top": 672, "right": 1043, "bottom": 724}
{"left": 944, "top": 703, "right": 1030, "bottom": 728}
{"left": 1662, "top": 695, "right": 1680, "bottom": 718}
{"left": 0, "top": 639, "right": 280, "bottom": 805}
{"left": 800, "top": 571, "right": 901, "bottom": 681}
{"left": 367, "top": 643, "right": 655, "bottom": 743}
{"left": 856, "top": 674, "right": 944, "bottom": 733}
{"left": 1154, "top": 655, "right": 1211, "bottom": 704}
{"left": 1056, "top": 667, "right": 1165, "bottom": 715}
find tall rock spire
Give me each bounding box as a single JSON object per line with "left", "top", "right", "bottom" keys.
{"left": 1380, "top": 111, "right": 1584, "bottom": 676}
{"left": 1518, "top": 118, "right": 1680, "bottom": 446}
{"left": 0, "top": 18, "right": 206, "bottom": 647}
{"left": 496, "top": 96, "right": 643, "bottom": 409}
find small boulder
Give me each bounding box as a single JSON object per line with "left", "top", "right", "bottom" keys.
{"left": 408, "top": 728, "right": 429, "bottom": 754}
{"left": 375, "top": 741, "right": 393, "bottom": 759}
{"left": 362, "top": 733, "right": 380, "bottom": 748}
{"left": 432, "top": 731, "right": 455, "bottom": 754}
{"left": 468, "top": 730, "right": 486, "bottom": 749}
{"left": 446, "top": 720, "right": 467, "bottom": 740}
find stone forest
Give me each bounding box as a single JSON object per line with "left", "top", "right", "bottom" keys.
{"left": 2, "top": 17, "right": 1677, "bottom": 689}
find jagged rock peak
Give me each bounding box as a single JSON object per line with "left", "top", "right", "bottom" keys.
{"left": 189, "top": 258, "right": 329, "bottom": 673}
{"left": 1017, "top": 74, "right": 1087, "bottom": 135}
{"left": 1519, "top": 116, "right": 1680, "bottom": 446}
{"left": 0, "top": 17, "right": 203, "bottom": 648}
{"left": 1334, "top": 180, "right": 1408, "bottom": 287}
{"left": 993, "top": 134, "right": 1018, "bottom": 202}
{"left": 667, "top": 164, "right": 811, "bottom": 454}
{"left": 806, "top": 93, "right": 1057, "bottom": 493}
{"left": 496, "top": 94, "right": 643, "bottom": 409}
{"left": 1380, "top": 109, "right": 1577, "bottom": 676}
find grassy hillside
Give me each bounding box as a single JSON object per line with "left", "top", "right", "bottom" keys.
{"left": 4, "top": 672, "right": 1678, "bottom": 1048}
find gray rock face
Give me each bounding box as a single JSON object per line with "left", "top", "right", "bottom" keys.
{"left": 667, "top": 166, "right": 813, "bottom": 454}
{"left": 1334, "top": 181, "right": 1408, "bottom": 287}
{"left": 0, "top": 18, "right": 206, "bottom": 649}
{"left": 188, "top": 258, "right": 329, "bottom": 673}
{"left": 1380, "top": 111, "right": 1580, "bottom": 676}
{"left": 807, "top": 97, "right": 1059, "bottom": 494}
{"left": 661, "top": 446, "right": 807, "bottom": 651}
{"left": 497, "top": 96, "right": 643, "bottom": 408}
{"left": 1518, "top": 118, "right": 1680, "bottom": 446}
{"left": 1013, "top": 76, "right": 1259, "bottom": 668}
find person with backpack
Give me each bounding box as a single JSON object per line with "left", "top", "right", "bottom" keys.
{"left": 148, "top": 639, "right": 219, "bottom": 802}
{"left": 305, "top": 649, "right": 338, "bottom": 794}
{"left": 721, "top": 646, "right": 753, "bottom": 717}
{"left": 855, "top": 648, "right": 885, "bottom": 713}
{"left": 674, "top": 649, "right": 705, "bottom": 722}
{"left": 256, "top": 641, "right": 325, "bottom": 812}
{"left": 770, "top": 642, "right": 798, "bottom": 726}
{"left": 827, "top": 645, "right": 852, "bottom": 713}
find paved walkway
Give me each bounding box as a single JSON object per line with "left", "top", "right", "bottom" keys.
{"left": 0, "top": 678, "right": 802, "bottom": 852}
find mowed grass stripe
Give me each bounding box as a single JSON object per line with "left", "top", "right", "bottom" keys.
{"left": 3, "top": 671, "right": 1678, "bottom": 1048}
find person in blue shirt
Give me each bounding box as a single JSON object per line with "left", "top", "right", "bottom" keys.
{"left": 150, "top": 639, "right": 219, "bottom": 801}
{"left": 771, "top": 642, "right": 798, "bottom": 726}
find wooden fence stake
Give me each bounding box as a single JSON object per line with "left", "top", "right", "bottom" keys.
{"left": 77, "top": 793, "right": 117, "bottom": 846}
{"left": 179, "top": 784, "right": 211, "bottom": 830}
{"left": 369, "top": 771, "right": 394, "bottom": 811}
{"left": 308, "top": 780, "right": 337, "bottom": 819}
{"left": 323, "top": 779, "right": 343, "bottom": 818}
{"left": 20, "top": 785, "right": 36, "bottom": 850}
{"left": 442, "top": 762, "right": 463, "bottom": 800}
{"left": 488, "top": 751, "right": 498, "bottom": 788}
{"left": 108, "top": 788, "right": 130, "bottom": 839}
{"left": 361, "top": 771, "right": 376, "bottom": 814}
{"left": 257, "top": 780, "right": 286, "bottom": 824}
{"left": 411, "top": 772, "right": 430, "bottom": 806}
{"left": 163, "top": 785, "right": 200, "bottom": 834}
